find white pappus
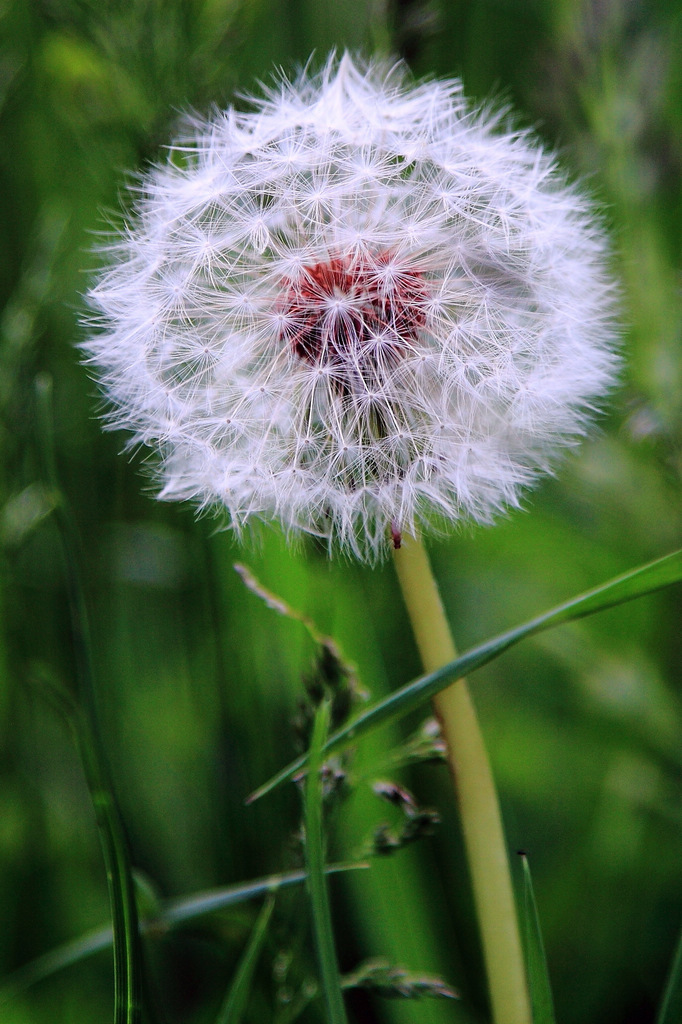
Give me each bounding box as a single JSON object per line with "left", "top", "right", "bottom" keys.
{"left": 83, "top": 53, "right": 621, "bottom": 561}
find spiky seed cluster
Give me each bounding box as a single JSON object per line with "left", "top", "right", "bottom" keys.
{"left": 84, "top": 54, "right": 620, "bottom": 561}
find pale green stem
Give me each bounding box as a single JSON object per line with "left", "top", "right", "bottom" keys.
{"left": 393, "top": 535, "right": 531, "bottom": 1024}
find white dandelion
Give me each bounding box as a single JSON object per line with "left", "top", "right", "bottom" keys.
{"left": 83, "top": 53, "right": 620, "bottom": 561}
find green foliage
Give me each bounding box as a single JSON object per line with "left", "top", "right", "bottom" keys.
{"left": 0, "top": 864, "right": 365, "bottom": 1005}
{"left": 304, "top": 700, "right": 349, "bottom": 1024}
{"left": 250, "top": 547, "right": 682, "bottom": 801}
{"left": 520, "top": 855, "right": 556, "bottom": 1024}
{"left": 2, "top": 1, "right": 682, "bottom": 1023}
{"left": 215, "top": 896, "right": 275, "bottom": 1024}
{"left": 657, "top": 922, "right": 682, "bottom": 1024}
{"left": 35, "top": 376, "right": 144, "bottom": 1024}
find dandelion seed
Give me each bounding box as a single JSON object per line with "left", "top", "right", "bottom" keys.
{"left": 83, "top": 53, "right": 620, "bottom": 562}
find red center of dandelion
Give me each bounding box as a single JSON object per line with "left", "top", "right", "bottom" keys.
{"left": 281, "top": 252, "right": 429, "bottom": 367}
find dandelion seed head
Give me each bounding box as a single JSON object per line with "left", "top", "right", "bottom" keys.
{"left": 83, "top": 53, "right": 620, "bottom": 562}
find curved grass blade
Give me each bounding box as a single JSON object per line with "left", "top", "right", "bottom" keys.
{"left": 520, "top": 854, "right": 556, "bottom": 1024}
{"left": 249, "top": 548, "right": 682, "bottom": 803}
{"left": 215, "top": 896, "right": 274, "bottom": 1024}
{"left": 656, "top": 922, "right": 682, "bottom": 1024}
{"left": 305, "top": 700, "right": 349, "bottom": 1024}
{"left": 0, "top": 864, "right": 367, "bottom": 1004}
{"left": 35, "top": 375, "right": 144, "bottom": 1024}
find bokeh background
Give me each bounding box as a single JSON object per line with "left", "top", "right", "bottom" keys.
{"left": 1, "top": 1, "right": 682, "bottom": 1022}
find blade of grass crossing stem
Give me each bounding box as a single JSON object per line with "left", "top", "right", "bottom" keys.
{"left": 656, "top": 922, "right": 682, "bottom": 1024}
{"left": 249, "top": 548, "right": 682, "bottom": 802}
{"left": 520, "top": 855, "right": 556, "bottom": 1024}
{"left": 305, "top": 701, "right": 349, "bottom": 1024}
{"left": 0, "top": 864, "right": 368, "bottom": 1004}
{"left": 215, "top": 896, "right": 275, "bottom": 1024}
{"left": 35, "top": 376, "right": 143, "bottom": 1024}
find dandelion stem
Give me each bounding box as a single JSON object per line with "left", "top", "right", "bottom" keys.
{"left": 393, "top": 535, "right": 531, "bottom": 1024}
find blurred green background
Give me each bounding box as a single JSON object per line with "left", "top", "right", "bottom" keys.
{"left": 1, "top": 0, "right": 682, "bottom": 1022}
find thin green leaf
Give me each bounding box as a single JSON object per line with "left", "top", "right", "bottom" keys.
{"left": 520, "top": 855, "right": 556, "bottom": 1024}
{"left": 215, "top": 896, "right": 275, "bottom": 1024}
{"left": 656, "top": 922, "right": 682, "bottom": 1024}
{"left": 305, "top": 700, "right": 349, "bottom": 1024}
{"left": 163, "top": 863, "right": 367, "bottom": 927}
{"left": 35, "top": 375, "right": 144, "bottom": 1024}
{"left": 0, "top": 864, "right": 367, "bottom": 1004}
{"left": 248, "top": 548, "right": 682, "bottom": 802}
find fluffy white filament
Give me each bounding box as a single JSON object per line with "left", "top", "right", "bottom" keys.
{"left": 84, "top": 54, "right": 620, "bottom": 561}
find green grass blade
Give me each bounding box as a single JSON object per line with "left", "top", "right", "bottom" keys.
{"left": 214, "top": 896, "right": 275, "bottom": 1024}
{"left": 520, "top": 855, "right": 556, "bottom": 1024}
{"left": 0, "top": 864, "right": 367, "bottom": 1004}
{"left": 163, "top": 863, "right": 367, "bottom": 926}
{"left": 0, "top": 925, "right": 116, "bottom": 1005}
{"left": 249, "top": 548, "right": 682, "bottom": 802}
{"left": 305, "top": 700, "right": 349, "bottom": 1024}
{"left": 656, "top": 923, "right": 682, "bottom": 1024}
{"left": 35, "top": 375, "right": 144, "bottom": 1024}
